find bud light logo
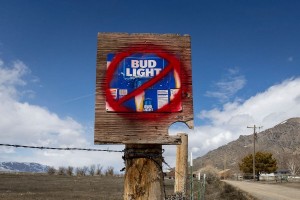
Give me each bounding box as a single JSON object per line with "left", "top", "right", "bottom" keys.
{"left": 124, "top": 57, "right": 164, "bottom": 78}
{"left": 106, "top": 53, "right": 182, "bottom": 112}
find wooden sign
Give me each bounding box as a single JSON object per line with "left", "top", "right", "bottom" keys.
{"left": 94, "top": 33, "right": 193, "bottom": 144}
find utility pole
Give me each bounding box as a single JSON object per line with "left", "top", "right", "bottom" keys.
{"left": 247, "top": 125, "right": 262, "bottom": 181}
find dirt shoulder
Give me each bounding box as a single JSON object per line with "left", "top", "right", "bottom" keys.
{"left": 224, "top": 180, "right": 300, "bottom": 200}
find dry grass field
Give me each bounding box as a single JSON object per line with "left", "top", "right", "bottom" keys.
{"left": 0, "top": 173, "right": 174, "bottom": 200}
{"left": 3, "top": 172, "right": 296, "bottom": 199}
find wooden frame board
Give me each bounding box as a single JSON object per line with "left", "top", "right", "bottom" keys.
{"left": 94, "top": 33, "right": 193, "bottom": 144}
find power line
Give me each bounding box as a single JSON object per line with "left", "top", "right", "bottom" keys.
{"left": 0, "top": 143, "right": 124, "bottom": 153}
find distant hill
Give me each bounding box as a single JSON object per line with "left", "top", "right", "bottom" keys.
{"left": 0, "top": 162, "right": 49, "bottom": 173}
{"left": 193, "top": 118, "right": 300, "bottom": 173}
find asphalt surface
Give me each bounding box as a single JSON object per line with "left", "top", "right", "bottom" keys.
{"left": 224, "top": 180, "right": 300, "bottom": 200}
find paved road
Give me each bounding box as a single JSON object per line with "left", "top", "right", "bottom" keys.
{"left": 224, "top": 180, "right": 300, "bottom": 200}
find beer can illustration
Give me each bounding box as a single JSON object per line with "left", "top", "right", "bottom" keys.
{"left": 143, "top": 98, "right": 153, "bottom": 112}
{"left": 134, "top": 79, "right": 144, "bottom": 112}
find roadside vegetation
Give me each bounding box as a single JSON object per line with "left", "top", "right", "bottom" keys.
{"left": 47, "top": 164, "right": 116, "bottom": 177}
{"left": 167, "top": 165, "right": 256, "bottom": 200}
{"left": 194, "top": 165, "right": 256, "bottom": 200}
{"left": 239, "top": 151, "right": 277, "bottom": 180}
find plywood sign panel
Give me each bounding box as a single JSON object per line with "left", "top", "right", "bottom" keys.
{"left": 94, "top": 33, "right": 193, "bottom": 144}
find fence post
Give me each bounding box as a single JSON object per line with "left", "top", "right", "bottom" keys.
{"left": 124, "top": 144, "right": 164, "bottom": 200}
{"left": 202, "top": 174, "right": 206, "bottom": 200}
{"left": 198, "top": 172, "right": 201, "bottom": 200}
{"left": 190, "top": 152, "right": 193, "bottom": 200}
{"left": 175, "top": 133, "right": 188, "bottom": 195}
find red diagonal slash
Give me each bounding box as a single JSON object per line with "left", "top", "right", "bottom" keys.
{"left": 105, "top": 44, "right": 181, "bottom": 113}
{"left": 118, "top": 60, "right": 177, "bottom": 105}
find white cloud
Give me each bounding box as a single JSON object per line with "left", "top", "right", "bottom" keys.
{"left": 191, "top": 77, "right": 300, "bottom": 158}
{"left": 164, "top": 77, "right": 300, "bottom": 168}
{"left": 287, "top": 56, "right": 293, "bottom": 62}
{"left": 201, "top": 78, "right": 300, "bottom": 125}
{"left": 0, "top": 58, "right": 124, "bottom": 170}
{"left": 205, "top": 67, "right": 246, "bottom": 102}
{"left": 0, "top": 59, "right": 28, "bottom": 99}
{"left": 1, "top": 57, "right": 300, "bottom": 172}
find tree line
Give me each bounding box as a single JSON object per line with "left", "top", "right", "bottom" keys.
{"left": 47, "top": 164, "right": 118, "bottom": 177}
{"left": 239, "top": 151, "right": 300, "bottom": 179}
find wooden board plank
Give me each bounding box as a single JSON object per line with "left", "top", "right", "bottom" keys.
{"left": 94, "top": 33, "right": 193, "bottom": 145}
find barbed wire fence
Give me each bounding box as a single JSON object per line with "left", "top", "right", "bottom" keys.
{"left": 0, "top": 143, "right": 187, "bottom": 199}
{"left": 0, "top": 143, "right": 124, "bottom": 153}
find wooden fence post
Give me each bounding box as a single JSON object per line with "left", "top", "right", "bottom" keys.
{"left": 174, "top": 133, "right": 188, "bottom": 194}
{"left": 124, "top": 144, "right": 164, "bottom": 200}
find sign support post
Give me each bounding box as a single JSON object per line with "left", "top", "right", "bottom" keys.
{"left": 175, "top": 133, "right": 188, "bottom": 195}
{"left": 124, "top": 144, "right": 164, "bottom": 200}
{"left": 94, "top": 33, "right": 194, "bottom": 200}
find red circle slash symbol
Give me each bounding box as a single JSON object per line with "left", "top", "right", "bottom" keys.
{"left": 105, "top": 45, "right": 182, "bottom": 116}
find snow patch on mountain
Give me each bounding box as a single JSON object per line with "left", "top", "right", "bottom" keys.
{"left": 0, "top": 162, "right": 49, "bottom": 173}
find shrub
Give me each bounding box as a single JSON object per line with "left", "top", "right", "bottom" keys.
{"left": 105, "top": 166, "right": 114, "bottom": 176}
{"left": 89, "top": 164, "right": 96, "bottom": 176}
{"left": 76, "top": 166, "right": 88, "bottom": 176}
{"left": 66, "top": 166, "right": 74, "bottom": 176}
{"left": 47, "top": 166, "right": 56, "bottom": 175}
{"left": 96, "top": 164, "right": 103, "bottom": 176}
{"left": 199, "top": 165, "right": 220, "bottom": 185}
{"left": 57, "top": 167, "right": 66, "bottom": 175}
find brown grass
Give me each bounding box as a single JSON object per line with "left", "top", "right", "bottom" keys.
{"left": 0, "top": 173, "right": 175, "bottom": 200}
{"left": 0, "top": 173, "right": 262, "bottom": 200}
{"left": 0, "top": 173, "right": 123, "bottom": 200}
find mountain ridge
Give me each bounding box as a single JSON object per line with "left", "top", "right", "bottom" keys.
{"left": 0, "top": 162, "right": 49, "bottom": 173}
{"left": 193, "top": 117, "right": 300, "bottom": 172}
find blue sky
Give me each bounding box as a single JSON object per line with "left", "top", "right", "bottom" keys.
{"left": 0, "top": 0, "right": 300, "bottom": 170}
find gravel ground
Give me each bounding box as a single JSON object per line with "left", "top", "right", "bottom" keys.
{"left": 224, "top": 180, "right": 300, "bottom": 200}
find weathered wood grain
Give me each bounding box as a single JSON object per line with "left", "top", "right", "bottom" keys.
{"left": 175, "top": 133, "right": 188, "bottom": 194}
{"left": 94, "top": 33, "right": 193, "bottom": 145}
{"left": 124, "top": 144, "right": 164, "bottom": 200}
